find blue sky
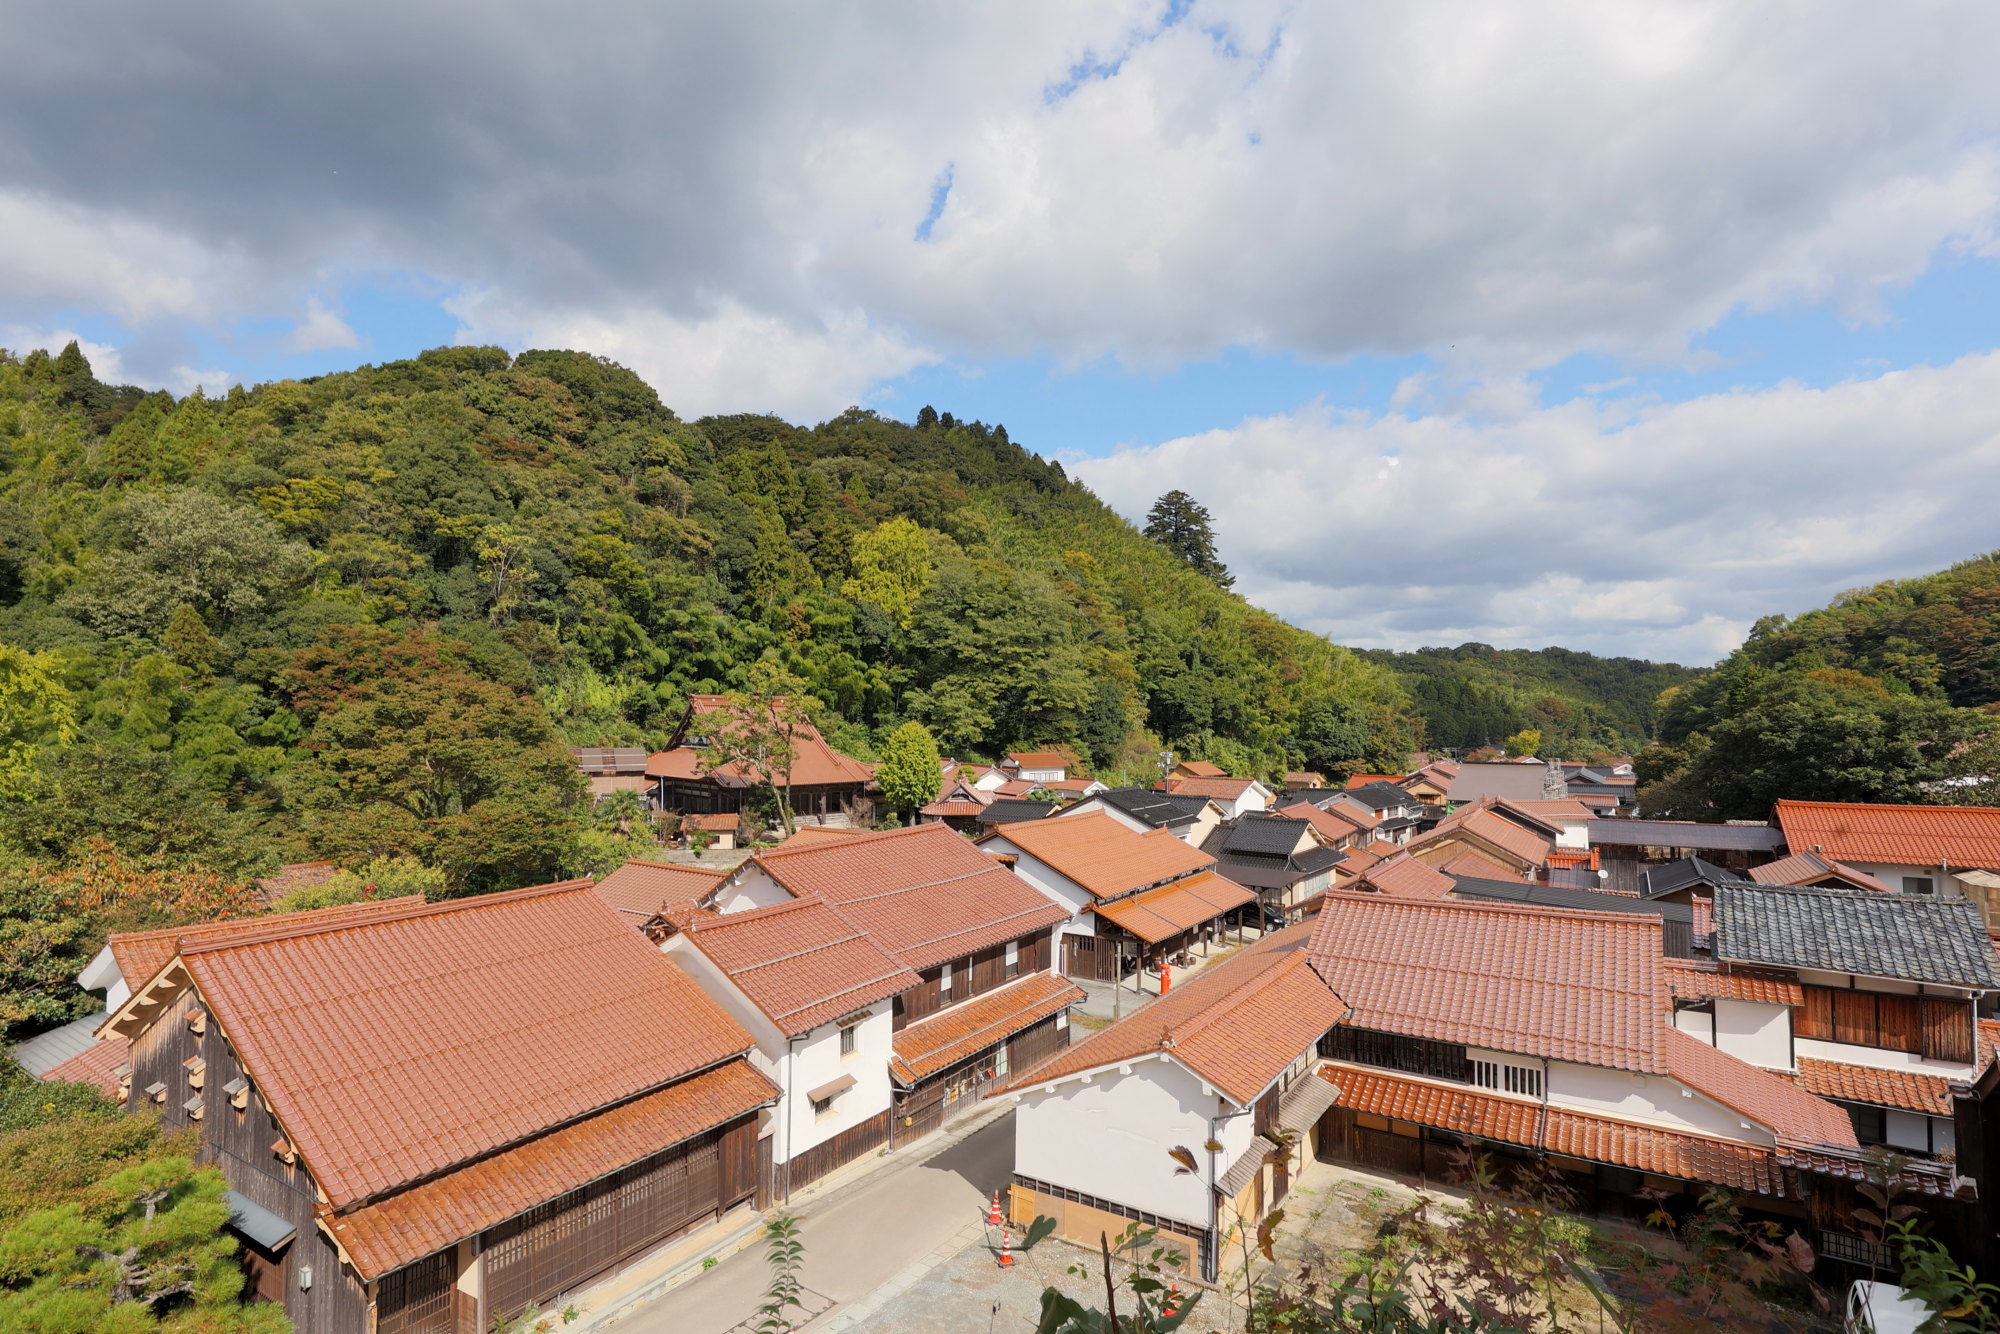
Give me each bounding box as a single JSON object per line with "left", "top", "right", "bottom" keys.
{"left": 6, "top": 2, "right": 2000, "bottom": 664}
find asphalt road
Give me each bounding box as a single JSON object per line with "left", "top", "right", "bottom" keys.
{"left": 619, "top": 1111, "right": 1014, "bottom": 1333}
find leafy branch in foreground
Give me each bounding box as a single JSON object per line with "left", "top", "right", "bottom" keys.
{"left": 752, "top": 1212, "right": 806, "bottom": 1334}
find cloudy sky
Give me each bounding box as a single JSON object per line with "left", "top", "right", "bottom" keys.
{"left": 5, "top": 2, "right": 1999, "bottom": 665}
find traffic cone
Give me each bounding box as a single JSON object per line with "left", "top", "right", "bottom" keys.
{"left": 997, "top": 1228, "right": 1014, "bottom": 1268}
{"left": 987, "top": 1190, "right": 1003, "bottom": 1227}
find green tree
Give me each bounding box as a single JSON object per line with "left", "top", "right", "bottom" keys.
{"left": 0, "top": 646, "right": 77, "bottom": 799}
{"left": 876, "top": 721, "right": 941, "bottom": 822}
{"left": 286, "top": 645, "right": 586, "bottom": 895}
{"left": 1291, "top": 694, "right": 1370, "bottom": 782}
{"left": 1502, "top": 727, "right": 1542, "bottom": 757}
{"left": 1142, "top": 490, "right": 1232, "bottom": 588}
{"left": 841, "top": 518, "right": 935, "bottom": 627}
{"left": 0, "top": 1155, "right": 289, "bottom": 1333}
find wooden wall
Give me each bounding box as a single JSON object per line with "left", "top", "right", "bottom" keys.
{"left": 127, "top": 985, "right": 370, "bottom": 1334}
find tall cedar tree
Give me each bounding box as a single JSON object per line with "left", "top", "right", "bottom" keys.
{"left": 1142, "top": 490, "right": 1233, "bottom": 588}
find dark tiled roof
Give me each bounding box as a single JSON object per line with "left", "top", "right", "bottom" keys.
{"left": 1221, "top": 814, "right": 1310, "bottom": 857}
{"left": 1587, "top": 820, "right": 1786, "bottom": 853}
{"left": 978, "top": 799, "right": 1061, "bottom": 824}
{"left": 1713, "top": 883, "right": 2000, "bottom": 988}
{"left": 1339, "top": 783, "right": 1415, "bottom": 812}
{"left": 1092, "top": 787, "right": 1212, "bottom": 827}
{"left": 1450, "top": 875, "right": 1694, "bottom": 931}
{"left": 1640, "top": 856, "right": 1761, "bottom": 899}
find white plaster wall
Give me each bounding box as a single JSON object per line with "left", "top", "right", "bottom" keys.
{"left": 1057, "top": 799, "right": 1147, "bottom": 834}
{"left": 1552, "top": 822, "right": 1589, "bottom": 849}
{"left": 79, "top": 945, "right": 128, "bottom": 1012}
{"left": 1014, "top": 1058, "right": 1225, "bottom": 1229}
{"left": 984, "top": 845, "right": 1096, "bottom": 934}
{"left": 780, "top": 1011, "right": 896, "bottom": 1158}
{"left": 712, "top": 862, "right": 793, "bottom": 913}
{"left": 1673, "top": 1007, "right": 1716, "bottom": 1043}
{"left": 1793, "top": 1038, "right": 1977, "bottom": 1080}
{"left": 1547, "top": 1062, "right": 1776, "bottom": 1144}
{"left": 1714, "top": 1000, "right": 1793, "bottom": 1070}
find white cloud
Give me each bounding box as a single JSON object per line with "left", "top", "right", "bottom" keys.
{"left": 0, "top": 327, "right": 129, "bottom": 383}
{"left": 446, "top": 292, "right": 939, "bottom": 422}
{"left": 1, "top": 3, "right": 1997, "bottom": 412}
{"left": 283, "top": 298, "right": 362, "bottom": 354}
{"left": 1071, "top": 352, "right": 2000, "bottom": 664}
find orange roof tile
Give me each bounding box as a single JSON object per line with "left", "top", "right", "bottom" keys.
{"left": 683, "top": 812, "right": 741, "bottom": 832}
{"left": 981, "top": 812, "right": 1215, "bottom": 900}
{"left": 1775, "top": 799, "right": 2000, "bottom": 870}
{"left": 1091, "top": 870, "right": 1256, "bottom": 943}
{"left": 593, "top": 859, "right": 727, "bottom": 920}
{"left": 1333, "top": 845, "right": 1386, "bottom": 877}
{"left": 1344, "top": 774, "right": 1404, "bottom": 789}
{"left": 1277, "top": 801, "right": 1373, "bottom": 844}
{"left": 1009, "top": 751, "right": 1073, "bottom": 769}
{"left": 1504, "top": 799, "right": 1595, "bottom": 819}
{"left": 1004, "top": 924, "right": 1345, "bottom": 1106}
{"left": 107, "top": 895, "right": 426, "bottom": 989}
{"left": 1359, "top": 854, "right": 1456, "bottom": 900}
{"left": 778, "top": 825, "right": 866, "bottom": 847}
{"left": 672, "top": 897, "right": 920, "bottom": 1037}
{"left": 1169, "top": 776, "right": 1263, "bottom": 800}
{"left": 1794, "top": 1057, "right": 1954, "bottom": 1117}
{"left": 1409, "top": 805, "right": 1552, "bottom": 867}
{"left": 921, "top": 800, "right": 990, "bottom": 818}
{"left": 327, "top": 1059, "right": 777, "bottom": 1279}
{"left": 752, "top": 823, "right": 1071, "bottom": 970}
{"left": 1324, "top": 1064, "right": 1789, "bottom": 1196}
{"left": 890, "top": 972, "right": 1083, "bottom": 1084}
{"left": 1174, "top": 761, "right": 1228, "bottom": 778}
{"left": 1436, "top": 851, "right": 1528, "bottom": 882}
{"left": 649, "top": 699, "right": 872, "bottom": 787}
{"left": 42, "top": 1037, "right": 128, "bottom": 1099}
{"left": 1662, "top": 960, "right": 1803, "bottom": 1006}
{"left": 166, "top": 881, "right": 754, "bottom": 1210}
{"left": 1306, "top": 892, "right": 1669, "bottom": 1072}
{"left": 1749, "top": 851, "right": 1896, "bottom": 894}
{"left": 1658, "top": 1027, "right": 1857, "bottom": 1148}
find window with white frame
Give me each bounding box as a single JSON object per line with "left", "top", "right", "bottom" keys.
{"left": 1469, "top": 1056, "right": 1543, "bottom": 1099}
{"left": 1004, "top": 941, "right": 1020, "bottom": 979}
{"left": 938, "top": 961, "right": 953, "bottom": 995}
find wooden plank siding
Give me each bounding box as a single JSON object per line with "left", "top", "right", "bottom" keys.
{"left": 779, "top": 1110, "right": 892, "bottom": 1194}
{"left": 1796, "top": 986, "right": 1973, "bottom": 1062}
{"left": 128, "top": 986, "right": 369, "bottom": 1334}
{"left": 480, "top": 1115, "right": 759, "bottom": 1328}
{"left": 894, "top": 930, "right": 1053, "bottom": 1031}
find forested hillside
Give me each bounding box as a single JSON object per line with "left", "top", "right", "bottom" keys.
{"left": 1357, "top": 643, "right": 1700, "bottom": 756}
{"left": 1641, "top": 553, "right": 2000, "bottom": 818}
{"left": 0, "top": 342, "right": 1414, "bottom": 909}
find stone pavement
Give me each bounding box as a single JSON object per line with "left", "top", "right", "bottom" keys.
{"left": 603, "top": 1104, "right": 1016, "bottom": 1333}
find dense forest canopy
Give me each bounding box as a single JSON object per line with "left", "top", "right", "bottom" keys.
{"left": 1641, "top": 553, "right": 2000, "bottom": 818}
{"left": 1356, "top": 643, "right": 1701, "bottom": 757}
{"left": 0, "top": 341, "right": 1417, "bottom": 908}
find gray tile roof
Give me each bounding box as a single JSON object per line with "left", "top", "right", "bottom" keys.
{"left": 1587, "top": 819, "right": 1787, "bottom": 853}
{"left": 1712, "top": 884, "right": 2000, "bottom": 988}
{"left": 1640, "top": 856, "right": 1761, "bottom": 899}
{"left": 1093, "top": 787, "right": 1210, "bottom": 827}
{"left": 978, "top": 799, "right": 1060, "bottom": 825}
{"left": 11, "top": 1011, "right": 109, "bottom": 1077}
{"left": 1222, "top": 814, "right": 1310, "bottom": 857}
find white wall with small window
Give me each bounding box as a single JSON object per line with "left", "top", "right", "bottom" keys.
{"left": 1547, "top": 1059, "right": 1775, "bottom": 1143}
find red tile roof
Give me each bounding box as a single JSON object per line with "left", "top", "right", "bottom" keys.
{"left": 593, "top": 859, "right": 728, "bottom": 920}
{"left": 921, "top": 800, "right": 990, "bottom": 818}
{"left": 1661, "top": 960, "right": 1803, "bottom": 1006}
{"left": 981, "top": 812, "right": 1215, "bottom": 900}
{"left": 778, "top": 825, "right": 866, "bottom": 848}
{"left": 1436, "top": 851, "right": 1528, "bottom": 882}
{"left": 41, "top": 1038, "right": 128, "bottom": 1098}
{"left": 751, "top": 823, "right": 1071, "bottom": 970}
{"left": 890, "top": 972, "right": 1083, "bottom": 1084}
{"left": 1658, "top": 1027, "right": 1858, "bottom": 1149}
{"left": 1793, "top": 1057, "right": 1954, "bottom": 1117}
{"left": 1409, "top": 804, "right": 1552, "bottom": 868}
{"left": 1358, "top": 854, "right": 1456, "bottom": 900}
{"left": 1277, "top": 801, "right": 1374, "bottom": 844}
{"left": 163, "top": 881, "right": 754, "bottom": 1210}
{"left": 1308, "top": 893, "right": 1665, "bottom": 1070}
{"left": 327, "top": 1059, "right": 777, "bottom": 1279}
{"left": 671, "top": 897, "right": 920, "bottom": 1037}
{"left": 1004, "top": 924, "right": 1345, "bottom": 1106}
{"left": 1091, "top": 870, "right": 1257, "bottom": 943}
{"left": 107, "top": 896, "right": 426, "bottom": 990}
{"left": 1344, "top": 774, "right": 1405, "bottom": 789}
{"left": 1323, "top": 1063, "right": 1789, "bottom": 1196}
{"left": 1168, "top": 776, "right": 1263, "bottom": 801}
{"left": 1009, "top": 751, "right": 1073, "bottom": 769}
{"left": 649, "top": 698, "right": 873, "bottom": 787}
{"left": 1750, "top": 851, "right": 1896, "bottom": 894}
{"left": 1174, "top": 761, "right": 1228, "bottom": 778}
{"left": 683, "top": 812, "right": 741, "bottom": 832}
{"left": 1775, "top": 799, "right": 2000, "bottom": 870}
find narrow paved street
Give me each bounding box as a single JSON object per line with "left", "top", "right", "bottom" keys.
{"left": 617, "top": 1111, "right": 1014, "bottom": 1333}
